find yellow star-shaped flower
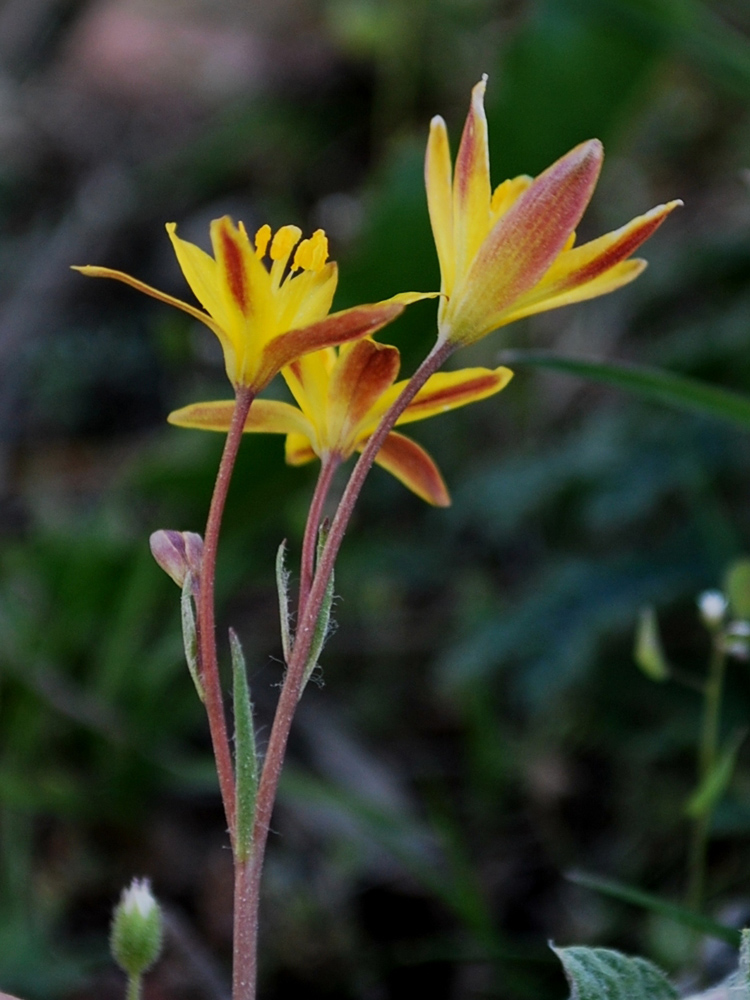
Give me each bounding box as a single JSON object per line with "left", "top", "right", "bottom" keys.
{"left": 168, "top": 339, "right": 513, "bottom": 506}
{"left": 427, "top": 76, "right": 682, "bottom": 348}
{"left": 76, "top": 217, "right": 423, "bottom": 392}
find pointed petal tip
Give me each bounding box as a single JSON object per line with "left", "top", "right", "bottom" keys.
{"left": 471, "top": 76, "right": 487, "bottom": 101}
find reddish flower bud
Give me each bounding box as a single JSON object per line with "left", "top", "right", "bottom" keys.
{"left": 149, "top": 530, "right": 203, "bottom": 590}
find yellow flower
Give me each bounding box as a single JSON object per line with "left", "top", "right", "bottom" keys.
{"left": 426, "top": 76, "right": 682, "bottom": 348}
{"left": 168, "top": 339, "right": 513, "bottom": 506}
{"left": 75, "top": 217, "right": 421, "bottom": 392}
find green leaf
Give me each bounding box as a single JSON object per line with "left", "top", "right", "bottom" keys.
{"left": 276, "top": 540, "right": 292, "bottom": 664}
{"left": 499, "top": 351, "right": 750, "bottom": 430}
{"left": 181, "top": 574, "right": 204, "bottom": 702}
{"left": 300, "top": 525, "right": 335, "bottom": 698}
{"left": 634, "top": 606, "right": 670, "bottom": 682}
{"left": 686, "top": 729, "right": 746, "bottom": 819}
{"left": 552, "top": 944, "right": 677, "bottom": 1000}
{"left": 230, "top": 628, "right": 258, "bottom": 862}
{"left": 724, "top": 559, "right": 750, "bottom": 619}
{"left": 567, "top": 871, "right": 741, "bottom": 946}
{"left": 740, "top": 929, "right": 750, "bottom": 991}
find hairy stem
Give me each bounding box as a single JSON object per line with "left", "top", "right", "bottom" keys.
{"left": 234, "top": 337, "right": 454, "bottom": 1000}
{"left": 298, "top": 455, "right": 341, "bottom": 618}
{"left": 199, "top": 386, "right": 254, "bottom": 847}
{"left": 687, "top": 640, "right": 726, "bottom": 912}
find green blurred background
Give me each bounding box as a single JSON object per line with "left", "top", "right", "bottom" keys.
{"left": 1, "top": 0, "right": 750, "bottom": 997}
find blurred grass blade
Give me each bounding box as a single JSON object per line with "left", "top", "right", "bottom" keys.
{"left": 567, "top": 871, "right": 740, "bottom": 945}
{"left": 685, "top": 729, "right": 746, "bottom": 819}
{"left": 634, "top": 606, "right": 670, "bottom": 682}
{"left": 230, "top": 628, "right": 258, "bottom": 861}
{"left": 181, "top": 574, "right": 204, "bottom": 702}
{"left": 500, "top": 351, "right": 750, "bottom": 430}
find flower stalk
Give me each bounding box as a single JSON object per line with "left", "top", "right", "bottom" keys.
{"left": 198, "top": 386, "right": 255, "bottom": 845}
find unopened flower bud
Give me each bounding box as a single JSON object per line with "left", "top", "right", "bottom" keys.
{"left": 697, "top": 590, "right": 728, "bottom": 629}
{"left": 150, "top": 530, "right": 203, "bottom": 590}
{"left": 110, "top": 878, "right": 163, "bottom": 978}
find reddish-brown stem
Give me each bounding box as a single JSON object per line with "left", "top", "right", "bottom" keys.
{"left": 199, "top": 385, "right": 254, "bottom": 847}
{"left": 235, "top": 338, "right": 454, "bottom": 999}
{"left": 297, "top": 455, "right": 341, "bottom": 618}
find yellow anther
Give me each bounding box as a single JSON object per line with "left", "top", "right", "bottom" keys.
{"left": 292, "top": 238, "right": 312, "bottom": 272}
{"left": 308, "top": 229, "right": 329, "bottom": 271}
{"left": 270, "top": 225, "right": 302, "bottom": 262}
{"left": 293, "top": 230, "right": 328, "bottom": 272}
{"left": 254, "top": 224, "right": 271, "bottom": 259}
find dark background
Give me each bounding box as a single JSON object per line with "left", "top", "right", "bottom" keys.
{"left": 1, "top": 0, "right": 750, "bottom": 997}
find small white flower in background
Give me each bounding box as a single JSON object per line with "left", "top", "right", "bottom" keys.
{"left": 110, "top": 877, "right": 163, "bottom": 979}
{"left": 697, "top": 590, "right": 728, "bottom": 629}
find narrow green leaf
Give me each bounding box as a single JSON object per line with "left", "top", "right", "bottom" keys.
{"left": 567, "top": 870, "right": 740, "bottom": 946}
{"left": 181, "top": 574, "right": 204, "bottom": 702}
{"left": 499, "top": 351, "right": 750, "bottom": 430}
{"left": 634, "top": 606, "right": 670, "bottom": 682}
{"left": 724, "top": 560, "right": 750, "bottom": 619}
{"left": 686, "top": 729, "right": 746, "bottom": 819}
{"left": 552, "top": 944, "right": 676, "bottom": 1000}
{"left": 740, "top": 928, "right": 750, "bottom": 990}
{"left": 300, "top": 526, "right": 335, "bottom": 698}
{"left": 230, "top": 628, "right": 258, "bottom": 862}
{"left": 276, "top": 540, "right": 292, "bottom": 664}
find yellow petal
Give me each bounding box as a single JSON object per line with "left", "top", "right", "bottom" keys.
{"left": 425, "top": 115, "right": 455, "bottom": 296}
{"left": 275, "top": 261, "right": 338, "bottom": 336}
{"left": 254, "top": 300, "right": 405, "bottom": 394}
{"left": 490, "top": 175, "right": 533, "bottom": 223}
{"left": 452, "top": 76, "right": 492, "bottom": 285}
{"left": 396, "top": 365, "right": 513, "bottom": 425}
{"left": 498, "top": 258, "right": 647, "bottom": 324}
{"left": 284, "top": 349, "right": 337, "bottom": 428}
{"left": 328, "top": 339, "right": 400, "bottom": 455}
{"left": 370, "top": 432, "right": 450, "bottom": 506}
{"left": 361, "top": 364, "right": 512, "bottom": 436}
{"left": 446, "top": 139, "right": 603, "bottom": 345}
{"left": 495, "top": 200, "right": 681, "bottom": 324}
{"left": 285, "top": 432, "right": 318, "bottom": 465}
{"left": 165, "top": 223, "right": 230, "bottom": 329}
{"left": 73, "top": 265, "right": 225, "bottom": 340}
{"left": 167, "top": 398, "right": 314, "bottom": 439}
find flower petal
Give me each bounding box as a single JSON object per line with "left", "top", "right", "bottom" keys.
{"left": 370, "top": 431, "right": 450, "bottom": 506}
{"left": 209, "top": 216, "right": 264, "bottom": 321}
{"left": 254, "top": 301, "right": 405, "bottom": 394}
{"left": 275, "top": 261, "right": 338, "bottom": 336}
{"left": 329, "top": 339, "right": 400, "bottom": 454}
{"left": 167, "top": 398, "right": 314, "bottom": 440}
{"left": 425, "top": 114, "right": 455, "bottom": 296}
{"left": 362, "top": 364, "right": 513, "bottom": 434}
{"left": 395, "top": 365, "right": 513, "bottom": 425}
{"left": 448, "top": 139, "right": 603, "bottom": 345}
{"left": 73, "top": 264, "right": 225, "bottom": 338}
{"left": 285, "top": 433, "right": 317, "bottom": 466}
{"left": 500, "top": 200, "right": 682, "bottom": 323}
{"left": 453, "top": 77, "right": 492, "bottom": 285}
{"left": 498, "top": 258, "right": 647, "bottom": 324}
{"left": 165, "top": 223, "right": 230, "bottom": 328}
{"left": 284, "top": 349, "right": 337, "bottom": 426}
